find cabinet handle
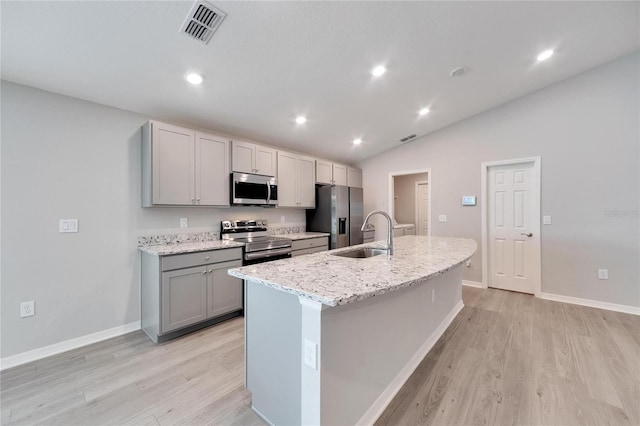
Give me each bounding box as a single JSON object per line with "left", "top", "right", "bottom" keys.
{"left": 255, "top": 169, "right": 259, "bottom": 173}
{"left": 202, "top": 271, "right": 207, "bottom": 275}
{"left": 205, "top": 256, "right": 210, "bottom": 260}
{"left": 208, "top": 270, "right": 213, "bottom": 274}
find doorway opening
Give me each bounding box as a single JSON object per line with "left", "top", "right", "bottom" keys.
{"left": 481, "top": 157, "right": 541, "bottom": 295}
{"left": 388, "top": 169, "right": 431, "bottom": 237}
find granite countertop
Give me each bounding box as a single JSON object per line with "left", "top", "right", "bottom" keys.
{"left": 285, "top": 232, "right": 330, "bottom": 241}
{"left": 228, "top": 235, "right": 477, "bottom": 307}
{"left": 139, "top": 240, "right": 245, "bottom": 256}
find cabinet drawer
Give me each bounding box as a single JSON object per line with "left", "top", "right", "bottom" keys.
{"left": 291, "top": 246, "right": 327, "bottom": 257}
{"left": 291, "top": 237, "right": 328, "bottom": 251}
{"left": 162, "top": 248, "right": 242, "bottom": 271}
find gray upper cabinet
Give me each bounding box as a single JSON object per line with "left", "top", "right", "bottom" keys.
{"left": 316, "top": 160, "right": 348, "bottom": 186}
{"left": 277, "top": 150, "right": 316, "bottom": 208}
{"left": 142, "top": 121, "right": 230, "bottom": 207}
{"left": 347, "top": 167, "right": 363, "bottom": 188}
{"left": 232, "top": 140, "right": 277, "bottom": 176}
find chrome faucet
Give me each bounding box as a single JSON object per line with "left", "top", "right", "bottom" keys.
{"left": 361, "top": 210, "right": 394, "bottom": 255}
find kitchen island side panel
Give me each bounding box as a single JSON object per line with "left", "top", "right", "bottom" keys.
{"left": 246, "top": 280, "right": 302, "bottom": 425}
{"left": 320, "top": 267, "right": 462, "bottom": 425}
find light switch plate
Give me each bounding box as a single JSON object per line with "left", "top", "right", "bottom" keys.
{"left": 598, "top": 269, "right": 609, "bottom": 280}
{"left": 59, "top": 219, "right": 79, "bottom": 233}
{"left": 543, "top": 216, "right": 552, "bottom": 225}
{"left": 438, "top": 215, "right": 447, "bottom": 223}
{"left": 180, "top": 218, "right": 188, "bottom": 228}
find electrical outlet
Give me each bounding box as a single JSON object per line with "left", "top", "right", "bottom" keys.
{"left": 598, "top": 269, "right": 609, "bottom": 280}
{"left": 180, "top": 218, "right": 188, "bottom": 228}
{"left": 20, "top": 301, "right": 35, "bottom": 318}
{"left": 431, "top": 288, "right": 435, "bottom": 303}
{"left": 59, "top": 219, "right": 79, "bottom": 233}
{"left": 465, "top": 261, "right": 471, "bottom": 267}
{"left": 304, "top": 339, "right": 317, "bottom": 370}
{"left": 543, "top": 216, "right": 552, "bottom": 225}
{"left": 281, "top": 215, "right": 285, "bottom": 223}
{"left": 438, "top": 215, "right": 447, "bottom": 223}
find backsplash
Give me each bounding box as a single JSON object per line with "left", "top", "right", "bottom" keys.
{"left": 270, "top": 225, "right": 306, "bottom": 235}
{"left": 138, "top": 231, "right": 220, "bottom": 246}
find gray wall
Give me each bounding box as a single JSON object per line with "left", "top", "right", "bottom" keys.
{"left": 357, "top": 52, "right": 640, "bottom": 307}
{"left": 393, "top": 173, "right": 428, "bottom": 224}
{"left": 0, "top": 82, "right": 306, "bottom": 358}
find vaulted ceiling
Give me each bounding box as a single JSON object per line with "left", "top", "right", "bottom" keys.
{"left": 2, "top": 1, "right": 638, "bottom": 163}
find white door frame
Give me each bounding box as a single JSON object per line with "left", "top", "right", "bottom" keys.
{"left": 414, "top": 180, "right": 429, "bottom": 236}
{"left": 388, "top": 169, "right": 431, "bottom": 236}
{"left": 481, "top": 157, "right": 541, "bottom": 296}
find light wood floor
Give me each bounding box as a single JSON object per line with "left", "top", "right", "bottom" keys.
{"left": 0, "top": 317, "right": 264, "bottom": 426}
{"left": 377, "top": 287, "right": 640, "bottom": 426}
{"left": 2, "top": 288, "right": 639, "bottom": 425}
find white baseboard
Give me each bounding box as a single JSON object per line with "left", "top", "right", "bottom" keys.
{"left": 0, "top": 321, "right": 141, "bottom": 371}
{"left": 538, "top": 292, "right": 640, "bottom": 316}
{"left": 357, "top": 299, "right": 465, "bottom": 425}
{"left": 462, "top": 280, "right": 483, "bottom": 288}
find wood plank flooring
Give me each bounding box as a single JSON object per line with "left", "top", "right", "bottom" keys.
{"left": 0, "top": 318, "right": 264, "bottom": 426}
{"left": 2, "top": 288, "right": 639, "bottom": 425}
{"left": 376, "top": 287, "right": 640, "bottom": 426}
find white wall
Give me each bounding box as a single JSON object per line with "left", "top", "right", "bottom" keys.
{"left": 358, "top": 52, "right": 640, "bottom": 307}
{"left": 0, "top": 82, "right": 306, "bottom": 358}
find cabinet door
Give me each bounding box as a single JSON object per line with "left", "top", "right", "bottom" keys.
{"left": 255, "top": 145, "right": 277, "bottom": 176}
{"left": 196, "top": 133, "right": 229, "bottom": 206}
{"left": 347, "top": 167, "right": 362, "bottom": 188}
{"left": 232, "top": 141, "right": 255, "bottom": 173}
{"left": 277, "top": 151, "right": 298, "bottom": 207}
{"left": 316, "top": 160, "right": 333, "bottom": 185}
{"left": 208, "top": 260, "right": 243, "bottom": 318}
{"left": 152, "top": 123, "right": 195, "bottom": 205}
{"left": 333, "top": 164, "right": 348, "bottom": 186}
{"left": 161, "top": 266, "right": 207, "bottom": 333}
{"left": 297, "top": 155, "right": 316, "bottom": 208}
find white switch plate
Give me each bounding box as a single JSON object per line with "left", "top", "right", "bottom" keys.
{"left": 304, "top": 339, "right": 318, "bottom": 370}
{"left": 20, "top": 301, "right": 35, "bottom": 318}
{"left": 180, "top": 218, "right": 188, "bottom": 228}
{"left": 543, "top": 216, "right": 552, "bottom": 225}
{"left": 59, "top": 219, "right": 79, "bottom": 233}
{"left": 281, "top": 215, "right": 285, "bottom": 223}
{"left": 438, "top": 215, "right": 447, "bottom": 223}
{"left": 598, "top": 269, "right": 609, "bottom": 280}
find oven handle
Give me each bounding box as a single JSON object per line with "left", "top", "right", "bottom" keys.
{"left": 266, "top": 182, "right": 271, "bottom": 205}
{"left": 245, "top": 247, "right": 292, "bottom": 261}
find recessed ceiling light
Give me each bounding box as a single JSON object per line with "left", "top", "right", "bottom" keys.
{"left": 295, "top": 116, "right": 307, "bottom": 124}
{"left": 419, "top": 108, "right": 430, "bottom": 116}
{"left": 353, "top": 138, "right": 362, "bottom": 145}
{"left": 536, "top": 49, "right": 554, "bottom": 62}
{"left": 371, "top": 65, "right": 386, "bottom": 77}
{"left": 186, "top": 73, "right": 203, "bottom": 85}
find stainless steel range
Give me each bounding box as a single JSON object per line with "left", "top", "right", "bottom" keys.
{"left": 221, "top": 219, "right": 292, "bottom": 265}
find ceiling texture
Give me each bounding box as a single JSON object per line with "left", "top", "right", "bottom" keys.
{"left": 2, "top": 1, "right": 638, "bottom": 163}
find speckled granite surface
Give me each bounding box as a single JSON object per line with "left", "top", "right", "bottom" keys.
{"left": 228, "top": 235, "right": 477, "bottom": 307}
{"left": 139, "top": 240, "right": 245, "bottom": 255}
{"left": 286, "top": 232, "right": 330, "bottom": 241}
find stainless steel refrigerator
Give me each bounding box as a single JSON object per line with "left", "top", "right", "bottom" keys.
{"left": 306, "top": 185, "right": 363, "bottom": 249}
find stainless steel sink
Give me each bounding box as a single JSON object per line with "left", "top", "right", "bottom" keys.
{"left": 331, "top": 247, "right": 388, "bottom": 259}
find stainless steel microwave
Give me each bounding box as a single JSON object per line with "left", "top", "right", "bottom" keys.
{"left": 230, "top": 172, "right": 278, "bottom": 206}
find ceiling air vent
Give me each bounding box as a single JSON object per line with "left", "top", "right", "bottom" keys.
{"left": 399, "top": 134, "right": 417, "bottom": 143}
{"left": 180, "top": 1, "right": 227, "bottom": 45}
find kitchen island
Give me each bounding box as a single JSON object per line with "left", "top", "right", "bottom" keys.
{"left": 228, "top": 235, "right": 477, "bottom": 425}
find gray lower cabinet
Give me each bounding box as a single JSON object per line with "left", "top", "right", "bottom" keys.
{"left": 142, "top": 247, "right": 243, "bottom": 342}
{"left": 291, "top": 236, "right": 329, "bottom": 257}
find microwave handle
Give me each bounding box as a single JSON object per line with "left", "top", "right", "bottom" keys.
{"left": 266, "top": 182, "right": 271, "bottom": 204}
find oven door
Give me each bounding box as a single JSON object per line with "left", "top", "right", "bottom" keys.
{"left": 231, "top": 173, "right": 278, "bottom": 206}
{"left": 244, "top": 248, "right": 292, "bottom": 265}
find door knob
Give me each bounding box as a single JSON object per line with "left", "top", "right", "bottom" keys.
{"left": 521, "top": 232, "right": 533, "bottom": 237}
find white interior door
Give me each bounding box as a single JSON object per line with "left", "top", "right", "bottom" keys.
{"left": 488, "top": 162, "right": 537, "bottom": 294}
{"left": 416, "top": 182, "right": 429, "bottom": 235}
